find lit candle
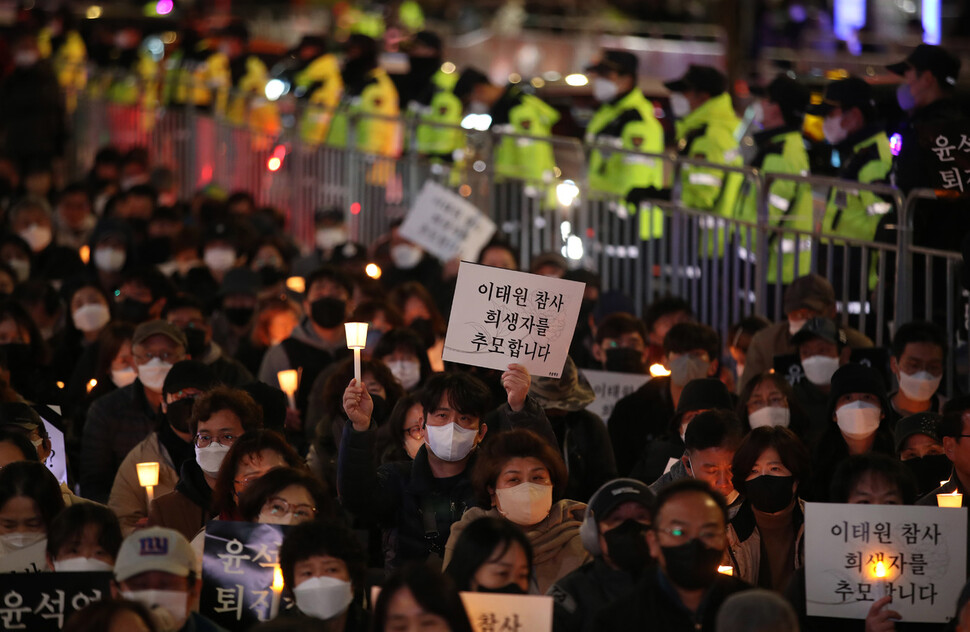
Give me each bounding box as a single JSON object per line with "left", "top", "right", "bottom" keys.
{"left": 277, "top": 370, "right": 299, "bottom": 409}
{"left": 649, "top": 363, "right": 670, "bottom": 377}
{"left": 79, "top": 245, "right": 90, "bottom": 265}
{"left": 269, "top": 564, "right": 284, "bottom": 618}
{"left": 717, "top": 565, "right": 734, "bottom": 576}
{"left": 136, "top": 461, "right": 160, "bottom": 509}
{"left": 873, "top": 560, "right": 890, "bottom": 599}
{"left": 937, "top": 490, "right": 963, "bottom": 508}
{"left": 285, "top": 276, "right": 305, "bottom": 294}
{"left": 86, "top": 378, "right": 98, "bottom": 394}
{"left": 345, "top": 322, "right": 369, "bottom": 384}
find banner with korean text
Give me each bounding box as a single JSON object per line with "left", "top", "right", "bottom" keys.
{"left": 460, "top": 592, "right": 553, "bottom": 632}
{"left": 399, "top": 180, "right": 497, "bottom": 262}
{"left": 580, "top": 370, "right": 650, "bottom": 422}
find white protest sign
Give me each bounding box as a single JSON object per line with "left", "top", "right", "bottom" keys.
{"left": 804, "top": 502, "right": 967, "bottom": 623}
{"left": 442, "top": 262, "right": 585, "bottom": 378}
{"left": 460, "top": 592, "right": 553, "bottom": 632}
{"left": 580, "top": 369, "right": 650, "bottom": 422}
{"left": 399, "top": 180, "right": 496, "bottom": 262}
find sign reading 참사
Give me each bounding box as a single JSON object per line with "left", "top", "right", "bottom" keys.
{"left": 398, "top": 180, "right": 497, "bottom": 262}
{"left": 460, "top": 592, "right": 553, "bottom": 632}
{"left": 804, "top": 502, "right": 966, "bottom": 623}
{"left": 443, "top": 262, "right": 586, "bottom": 379}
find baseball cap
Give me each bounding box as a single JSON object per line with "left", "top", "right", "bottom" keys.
{"left": 894, "top": 412, "right": 942, "bottom": 454}
{"left": 783, "top": 274, "right": 836, "bottom": 314}
{"left": 887, "top": 44, "right": 961, "bottom": 89}
{"left": 791, "top": 318, "right": 847, "bottom": 348}
{"left": 587, "top": 478, "right": 655, "bottom": 523}
{"left": 133, "top": 320, "right": 188, "bottom": 348}
{"left": 586, "top": 50, "right": 639, "bottom": 77}
{"left": 114, "top": 527, "right": 196, "bottom": 582}
{"left": 665, "top": 65, "right": 726, "bottom": 96}
{"left": 807, "top": 76, "right": 876, "bottom": 118}
{"left": 753, "top": 75, "right": 810, "bottom": 121}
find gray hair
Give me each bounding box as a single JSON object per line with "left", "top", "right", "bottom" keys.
{"left": 715, "top": 589, "right": 799, "bottom": 632}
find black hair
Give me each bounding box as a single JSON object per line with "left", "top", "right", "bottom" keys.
{"left": 57, "top": 182, "right": 91, "bottom": 204}
{"left": 684, "top": 410, "right": 743, "bottom": 453}
{"left": 644, "top": 295, "right": 694, "bottom": 333}
{"left": 236, "top": 466, "right": 332, "bottom": 523}
{"left": 190, "top": 386, "right": 264, "bottom": 435}
{"left": 374, "top": 393, "right": 423, "bottom": 464}
{"left": 64, "top": 599, "right": 157, "bottom": 632}
{"left": 829, "top": 453, "right": 918, "bottom": 505}
{"left": 891, "top": 320, "right": 947, "bottom": 361}
{"left": 0, "top": 297, "right": 49, "bottom": 362}
{"left": 349, "top": 299, "right": 404, "bottom": 329}
{"left": 372, "top": 563, "right": 474, "bottom": 632}
{"left": 162, "top": 292, "right": 211, "bottom": 319}
{"left": 477, "top": 239, "right": 518, "bottom": 268}
{"left": 419, "top": 372, "right": 493, "bottom": 422}
{"left": 0, "top": 460, "right": 65, "bottom": 530}
{"left": 373, "top": 328, "right": 434, "bottom": 384}
{"left": 12, "top": 278, "right": 61, "bottom": 318}
{"left": 304, "top": 266, "right": 353, "bottom": 299}
{"left": 278, "top": 519, "right": 365, "bottom": 594}
{"left": 120, "top": 266, "right": 177, "bottom": 303}
{"left": 595, "top": 313, "right": 647, "bottom": 344}
{"left": 663, "top": 322, "right": 720, "bottom": 361}
{"left": 728, "top": 316, "right": 771, "bottom": 352}
{"left": 46, "top": 503, "right": 123, "bottom": 560}
{"left": 653, "top": 478, "right": 729, "bottom": 525}
{"left": 445, "top": 516, "right": 534, "bottom": 591}
{"left": 731, "top": 426, "right": 812, "bottom": 494}
{"left": 0, "top": 428, "right": 39, "bottom": 462}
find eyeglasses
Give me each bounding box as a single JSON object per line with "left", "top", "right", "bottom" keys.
{"left": 655, "top": 525, "right": 726, "bottom": 547}
{"left": 194, "top": 432, "right": 238, "bottom": 448}
{"left": 404, "top": 426, "right": 424, "bottom": 440}
{"left": 747, "top": 395, "right": 787, "bottom": 411}
{"left": 262, "top": 497, "right": 317, "bottom": 521}
{"left": 134, "top": 351, "right": 182, "bottom": 364}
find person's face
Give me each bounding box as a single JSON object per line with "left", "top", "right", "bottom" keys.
{"left": 233, "top": 449, "right": 287, "bottom": 497}
{"left": 292, "top": 554, "right": 351, "bottom": 589}
{"left": 471, "top": 540, "right": 530, "bottom": 593}
{"left": 58, "top": 192, "right": 92, "bottom": 228}
{"left": 266, "top": 310, "right": 299, "bottom": 346}
{"left": 0, "top": 318, "right": 28, "bottom": 344}
{"left": 892, "top": 342, "right": 945, "bottom": 379}
{"left": 361, "top": 371, "right": 386, "bottom": 400}
{"left": 425, "top": 393, "right": 481, "bottom": 431}
{"left": 650, "top": 311, "right": 691, "bottom": 346}
{"left": 167, "top": 306, "right": 210, "bottom": 344}
{"left": 745, "top": 446, "right": 794, "bottom": 481}
{"left": 685, "top": 447, "right": 736, "bottom": 500}
{"left": 0, "top": 270, "right": 14, "bottom": 295}
{"left": 54, "top": 523, "right": 115, "bottom": 565}
{"left": 533, "top": 264, "right": 564, "bottom": 278}
{"left": 597, "top": 501, "right": 651, "bottom": 564}
{"left": 71, "top": 286, "right": 108, "bottom": 314}
{"left": 133, "top": 334, "right": 185, "bottom": 366}
{"left": 403, "top": 403, "right": 424, "bottom": 441}
{"left": 480, "top": 246, "right": 517, "bottom": 270}
{"left": 900, "top": 433, "right": 945, "bottom": 461}
{"left": 120, "top": 570, "right": 191, "bottom": 592}
{"left": 0, "top": 496, "right": 44, "bottom": 534}
{"left": 846, "top": 471, "right": 903, "bottom": 505}
{"left": 251, "top": 245, "right": 284, "bottom": 271}
{"left": 594, "top": 332, "right": 647, "bottom": 365}
{"left": 666, "top": 350, "right": 715, "bottom": 375}
{"left": 746, "top": 379, "right": 787, "bottom": 414}
{"left": 306, "top": 279, "right": 349, "bottom": 304}
{"left": 647, "top": 491, "right": 727, "bottom": 572}
{"left": 0, "top": 440, "right": 29, "bottom": 468}
{"left": 490, "top": 456, "right": 552, "bottom": 508}
{"left": 833, "top": 392, "right": 883, "bottom": 421}
{"left": 260, "top": 484, "right": 317, "bottom": 525}
{"left": 125, "top": 195, "right": 154, "bottom": 221}
{"left": 903, "top": 67, "right": 937, "bottom": 109}
{"left": 11, "top": 207, "right": 51, "bottom": 233}
{"left": 944, "top": 414, "right": 970, "bottom": 477}
{"left": 196, "top": 409, "right": 244, "bottom": 450}
{"left": 117, "top": 281, "right": 154, "bottom": 306}
{"left": 384, "top": 587, "right": 450, "bottom": 632}
{"left": 761, "top": 98, "right": 784, "bottom": 129}
{"left": 798, "top": 337, "right": 838, "bottom": 361}
{"left": 384, "top": 349, "right": 421, "bottom": 365}
{"left": 111, "top": 340, "right": 136, "bottom": 372}
{"left": 402, "top": 296, "right": 432, "bottom": 325}
{"left": 787, "top": 308, "right": 821, "bottom": 324}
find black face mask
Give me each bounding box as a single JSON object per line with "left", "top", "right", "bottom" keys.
{"left": 903, "top": 454, "right": 953, "bottom": 497}
{"left": 744, "top": 475, "right": 795, "bottom": 514}
{"left": 310, "top": 297, "right": 346, "bottom": 329}
{"left": 660, "top": 538, "right": 723, "bottom": 590}
{"left": 224, "top": 307, "right": 255, "bottom": 328}
{"left": 182, "top": 327, "right": 207, "bottom": 359}
{"left": 603, "top": 519, "right": 652, "bottom": 575}
{"left": 605, "top": 347, "right": 646, "bottom": 374}
{"left": 116, "top": 298, "right": 152, "bottom": 324}
{"left": 165, "top": 397, "right": 196, "bottom": 434}
{"left": 478, "top": 583, "right": 527, "bottom": 595}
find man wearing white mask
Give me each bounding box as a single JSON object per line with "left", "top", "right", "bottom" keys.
{"left": 340, "top": 367, "right": 555, "bottom": 570}
{"left": 789, "top": 317, "right": 850, "bottom": 443}
{"left": 740, "top": 274, "right": 872, "bottom": 392}
{"left": 890, "top": 321, "right": 947, "bottom": 416}
{"left": 811, "top": 364, "right": 895, "bottom": 501}
{"left": 292, "top": 208, "right": 366, "bottom": 278}
{"left": 81, "top": 321, "right": 187, "bottom": 503}
{"left": 112, "top": 526, "right": 224, "bottom": 632}
{"left": 7, "top": 195, "right": 82, "bottom": 283}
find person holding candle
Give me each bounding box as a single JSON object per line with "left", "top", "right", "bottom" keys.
{"left": 726, "top": 426, "right": 812, "bottom": 591}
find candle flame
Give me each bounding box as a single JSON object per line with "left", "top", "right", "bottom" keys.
{"left": 649, "top": 363, "right": 671, "bottom": 377}
{"left": 79, "top": 245, "right": 90, "bottom": 264}
{"left": 717, "top": 565, "right": 734, "bottom": 576}
{"left": 272, "top": 565, "right": 284, "bottom": 591}
{"left": 874, "top": 561, "right": 887, "bottom": 579}
{"left": 87, "top": 378, "right": 98, "bottom": 393}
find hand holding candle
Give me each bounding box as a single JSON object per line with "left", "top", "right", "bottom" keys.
{"left": 345, "top": 322, "right": 369, "bottom": 383}
{"left": 136, "top": 461, "right": 160, "bottom": 509}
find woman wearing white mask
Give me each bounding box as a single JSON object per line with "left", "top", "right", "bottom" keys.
{"left": 443, "top": 429, "right": 589, "bottom": 593}
{"left": 374, "top": 328, "right": 434, "bottom": 393}
{"left": 810, "top": 364, "right": 896, "bottom": 502}
{"left": 737, "top": 373, "right": 811, "bottom": 443}
{"left": 276, "top": 519, "right": 369, "bottom": 630}
{"left": 373, "top": 395, "right": 425, "bottom": 465}
{"left": 0, "top": 461, "right": 65, "bottom": 572}
{"left": 789, "top": 318, "right": 849, "bottom": 438}
{"left": 237, "top": 466, "right": 331, "bottom": 527}
{"left": 46, "top": 503, "right": 121, "bottom": 572}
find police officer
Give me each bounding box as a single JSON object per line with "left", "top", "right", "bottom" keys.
{"left": 211, "top": 21, "right": 279, "bottom": 139}
{"left": 398, "top": 31, "right": 463, "bottom": 161}
{"left": 664, "top": 65, "right": 743, "bottom": 218}
{"left": 453, "top": 68, "right": 559, "bottom": 185}
{"left": 737, "top": 75, "right": 812, "bottom": 289}
{"left": 810, "top": 77, "right": 892, "bottom": 297}
{"left": 289, "top": 35, "right": 344, "bottom": 145}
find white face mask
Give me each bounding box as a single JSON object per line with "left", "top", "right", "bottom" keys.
{"left": 72, "top": 303, "right": 111, "bottom": 333}
{"left": 592, "top": 77, "right": 619, "bottom": 103}
{"left": 53, "top": 557, "right": 114, "bottom": 572}
{"left": 137, "top": 357, "right": 174, "bottom": 393}
{"left": 669, "top": 93, "right": 691, "bottom": 118}
{"left": 823, "top": 114, "right": 848, "bottom": 145}
{"left": 836, "top": 400, "right": 882, "bottom": 440}
{"left": 0, "top": 531, "right": 45, "bottom": 551}
{"left": 898, "top": 370, "right": 942, "bottom": 402}
{"left": 748, "top": 406, "right": 791, "bottom": 429}
{"left": 293, "top": 575, "right": 354, "bottom": 621}
{"left": 93, "top": 246, "right": 126, "bottom": 272}
{"left": 315, "top": 228, "right": 348, "bottom": 251}
{"left": 424, "top": 422, "right": 478, "bottom": 462}
{"left": 387, "top": 359, "right": 421, "bottom": 390}
{"left": 404, "top": 434, "right": 424, "bottom": 459}
{"left": 18, "top": 224, "right": 52, "bottom": 253}
{"left": 801, "top": 355, "right": 840, "bottom": 386}
{"left": 120, "top": 590, "right": 189, "bottom": 632}
{"left": 112, "top": 366, "right": 138, "bottom": 388}
{"left": 390, "top": 244, "right": 423, "bottom": 270}
{"left": 7, "top": 258, "right": 30, "bottom": 282}
{"left": 788, "top": 318, "right": 807, "bottom": 336}
{"left": 195, "top": 442, "right": 231, "bottom": 476}
{"left": 257, "top": 511, "right": 294, "bottom": 526}
{"left": 204, "top": 247, "right": 236, "bottom": 272}
{"left": 495, "top": 482, "right": 553, "bottom": 526}
{"left": 668, "top": 354, "right": 710, "bottom": 388}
